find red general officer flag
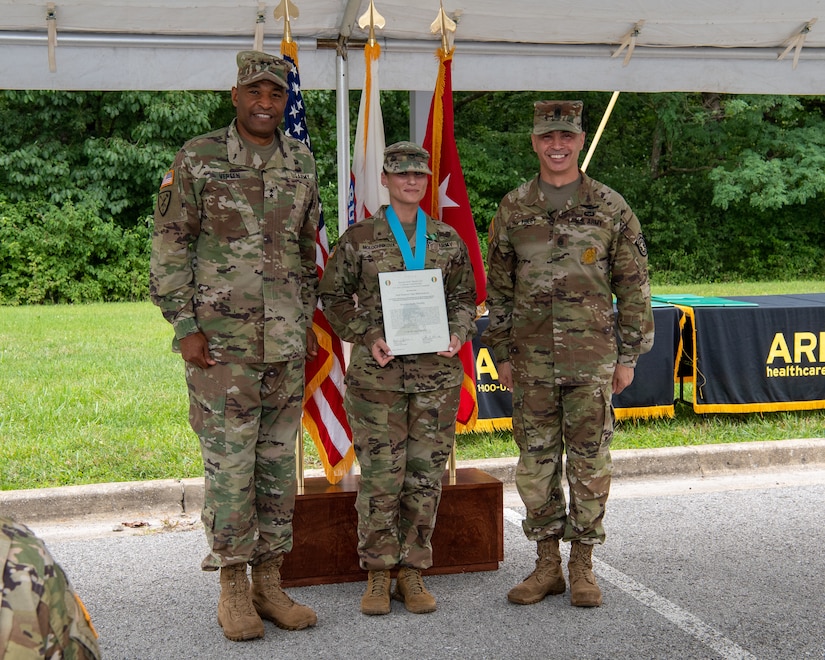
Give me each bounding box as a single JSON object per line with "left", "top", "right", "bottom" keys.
{"left": 421, "top": 46, "right": 487, "bottom": 432}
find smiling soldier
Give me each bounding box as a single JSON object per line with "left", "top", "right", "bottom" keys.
{"left": 483, "top": 100, "right": 654, "bottom": 608}
{"left": 150, "top": 51, "right": 320, "bottom": 641}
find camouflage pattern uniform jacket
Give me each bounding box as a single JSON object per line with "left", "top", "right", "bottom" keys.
{"left": 1, "top": 518, "right": 101, "bottom": 659}
{"left": 483, "top": 172, "right": 654, "bottom": 384}
{"left": 150, "top": 119, "right": 320, "bottom": 363}
{"left": 319, "top": 207, "right": 477, "bottom": 393}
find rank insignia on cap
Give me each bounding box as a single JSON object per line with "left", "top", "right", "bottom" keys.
{"left": 160, "top": 169, "right": 175, "bottom": 189}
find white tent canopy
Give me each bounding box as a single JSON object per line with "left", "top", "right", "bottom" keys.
{"left": 3, "top": 0, "right": 825, "bottom": 94}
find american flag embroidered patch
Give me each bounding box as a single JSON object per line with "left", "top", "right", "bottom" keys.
{"left": 160, "top": 169, "right": 175, "bottom": 189}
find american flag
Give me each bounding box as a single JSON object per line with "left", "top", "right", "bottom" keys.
{"left": 282, "top": 49, "right": 355, "bottom": 484}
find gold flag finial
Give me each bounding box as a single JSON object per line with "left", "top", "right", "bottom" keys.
{"left": 358, "top": 0, "right": 385, "bottom": 47}
{"left": 430, "top": 1, "right": 457, "bottom": 52}
{"left": 274, "top": 0, "right": 300, "bottom": 44}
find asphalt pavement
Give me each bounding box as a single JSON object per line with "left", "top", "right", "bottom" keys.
{"left": 3, "top": 438, "right": 825, "bottom": 659}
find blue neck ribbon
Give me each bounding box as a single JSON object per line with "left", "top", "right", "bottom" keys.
{"left": 385, "top": 205, "right": 427, "bottom": 270}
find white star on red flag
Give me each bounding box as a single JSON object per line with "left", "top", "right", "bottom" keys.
{"left": 438, "top": 173, "right": 460, "bottom": 212}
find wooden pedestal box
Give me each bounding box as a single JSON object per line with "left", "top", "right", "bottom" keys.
{"left": 280, "top": 467, "right": 504, "bottom": 587}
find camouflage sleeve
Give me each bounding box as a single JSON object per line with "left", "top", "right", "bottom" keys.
{"left": 443, "top": 229, "right": 478, "bottom": 343}
{"left": 481, "top": 204, "right": 516, "bottom": 363}
{"left": 149, "top": 149, "right": 201, "bottom": 341}
{"left": 319, "top": 232, "right": 382, "bottom": 348}
{"left": 611, "top": 205, "right": 654, "bottom": 367}
{"left": 1, "top": 518, "right": 101, "bottom": 660}
{"left": 300, "top": 176, "right": 321, "bottom": 330}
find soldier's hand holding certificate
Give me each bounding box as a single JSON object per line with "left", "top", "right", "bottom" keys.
{"left": 378, "top": 268, "right": 450, "bottom": 355}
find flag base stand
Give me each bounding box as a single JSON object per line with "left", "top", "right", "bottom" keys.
{"left": 280, "top": 467, "right": 503, "bottom": 587}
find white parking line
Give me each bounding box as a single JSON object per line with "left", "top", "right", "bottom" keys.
{"left": 503, "top": 508, "right": 758, "bottom": 660}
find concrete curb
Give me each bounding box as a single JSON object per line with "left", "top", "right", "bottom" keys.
{"left": 2, "top": 438, "right": 824, "bottom": 524}
{"left": 461, "top": 437, "right": 825, "bottom": 483}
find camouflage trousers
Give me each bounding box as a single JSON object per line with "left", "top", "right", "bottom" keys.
{"left": 185, "top": 359, "right": 304, "bottom": 570}
{"left": 511, "top": 379, "right": 614, "bottom": 544}
{"left": 1, "top": 517, "right": 101, "bottom": 659}
{"left": 345, "top": 385, "right": 461, "bottom": 571}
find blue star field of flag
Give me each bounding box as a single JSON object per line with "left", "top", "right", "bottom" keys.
{"left": 282, "top": 52, "right": 328, "bottom": 237}
{"left": 282, "top": 54, "right": 310, "bottom": 150}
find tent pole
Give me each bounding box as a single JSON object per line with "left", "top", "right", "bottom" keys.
{"left": 581, "top": 90, "right": 620, "bottom": 174}
{"left": 333, "top": 0, "right": 361, "bottom": 235}
{"left": 335, "top": 45, "right": 351, "bottom": 236}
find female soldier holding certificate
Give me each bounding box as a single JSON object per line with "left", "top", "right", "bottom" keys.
{"left": 319, "top": 141, "right": 477, "bottom": 617}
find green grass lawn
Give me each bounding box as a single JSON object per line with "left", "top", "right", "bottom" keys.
{"left": 1, "top": 280, "right": 824, "bottom": 490}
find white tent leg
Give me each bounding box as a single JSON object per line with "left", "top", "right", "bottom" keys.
{"left": 336, "top": 46, "right": 351, "bottom": 237}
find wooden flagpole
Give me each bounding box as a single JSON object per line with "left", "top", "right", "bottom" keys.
{"left": 581, "top": 90, "right": 620, "bottom": 174}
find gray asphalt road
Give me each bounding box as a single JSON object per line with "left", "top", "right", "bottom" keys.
{"left": 31, "top": 467, "right": 825, "bottom": 660}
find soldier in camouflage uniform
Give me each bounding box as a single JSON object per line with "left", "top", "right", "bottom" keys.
{"left": 150, "top": 51, "right": 319, "bottom": 641}
{"left": 1, "top": 517, "right": 101, "bottom": 659}
{"left": 483, "top": 101, "right": 654, "bottom": 608}
{"left": 319, "top": 142, "right": 477, "bottom": 616}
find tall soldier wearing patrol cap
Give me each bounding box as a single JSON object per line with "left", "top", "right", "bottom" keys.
{"left": 483, "top": 101, "right": 654, "bottom": 607}
{"left": 150, "top": 51, "right": 320, "bottom": 641}
{"left": 319, "top": 142, "right": 477, "bottom": 617}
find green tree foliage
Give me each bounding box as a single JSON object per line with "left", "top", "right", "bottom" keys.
{"left": 0, "top": 90, "right": 232, "bottom": 228}
{"left": 0, "top": 90, "right": 233, "bottom": 303}
{"left": 1, "top": 88, "right": 823, "bottom": 305}
{"left": 0, "top": 197, "right": 150, "bottom": 304}
{"left": 610, "top": 93, "right": 825, "bottom": 281}
{"left": 447, "top": 90, "right": 825, "bottom": 282}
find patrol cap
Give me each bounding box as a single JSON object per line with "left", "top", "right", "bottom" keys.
{"left": 236, "top": 50, "right": 289, "bottom": 88}
{"left": 533, "top": 100, "right": 584, "bottom": 135}
{"left": 383, "top": 141, "right": 432, "bottom": 175}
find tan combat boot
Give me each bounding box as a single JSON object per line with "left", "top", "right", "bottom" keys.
{"left": 251, "top": 556, "right": 318, "bottom": 630}
{"left": 360, "top": 569, "right": 392, "bottom": 615}
{"left": 217, "top": 563, "right": 265, "bottom": 641}
{"left": 568, "top": 541, "right": 603, "bottom": 607}
{"left": 393, "top": 567, "right": 437, "bottom": 614}
{"left": 507, "top": 537, "right": 566, "bottom": 604}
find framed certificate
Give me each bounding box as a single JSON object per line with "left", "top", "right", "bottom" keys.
{"left": 378, "top": 268, "right": 450, "bottom": 355}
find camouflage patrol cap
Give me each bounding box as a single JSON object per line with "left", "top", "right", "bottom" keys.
{"left": 383, "top": 141, "right": 433, "bottom": 175}
{"left": 533, "top": 100, "right": 584, "bottom": 135}
{"left": 236, "top": 50, "right": 289, "bottom": 88}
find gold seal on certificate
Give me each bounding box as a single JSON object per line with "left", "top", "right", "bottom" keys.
{"left": 378, "top": 268, "right": 450, "bottom": 355}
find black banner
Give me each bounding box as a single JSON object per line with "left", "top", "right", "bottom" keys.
{"left": 466, "top": 305, "right": 683, "bottom": 433}
{"left": 470, "top": 315, "right": 513, "bottom": 431}
{"left": 680, "top": 294, "right": 825, "bottom": 413}
{"left": 612, "top": 304, "right": 683, "bottom": 419}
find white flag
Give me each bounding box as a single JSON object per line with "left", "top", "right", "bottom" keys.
{"left": 351, "top": 42, "right": 389, "bottom": 223}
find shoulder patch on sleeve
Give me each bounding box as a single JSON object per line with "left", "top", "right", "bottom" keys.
{"left": 157, "top": 190, "right": 172, "bottom": 217}
{"left": 635, "top": 232, "right": 648, "bottom": 257}
{"left": 160, "top": 169, "right": 175, "bottom": 189}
